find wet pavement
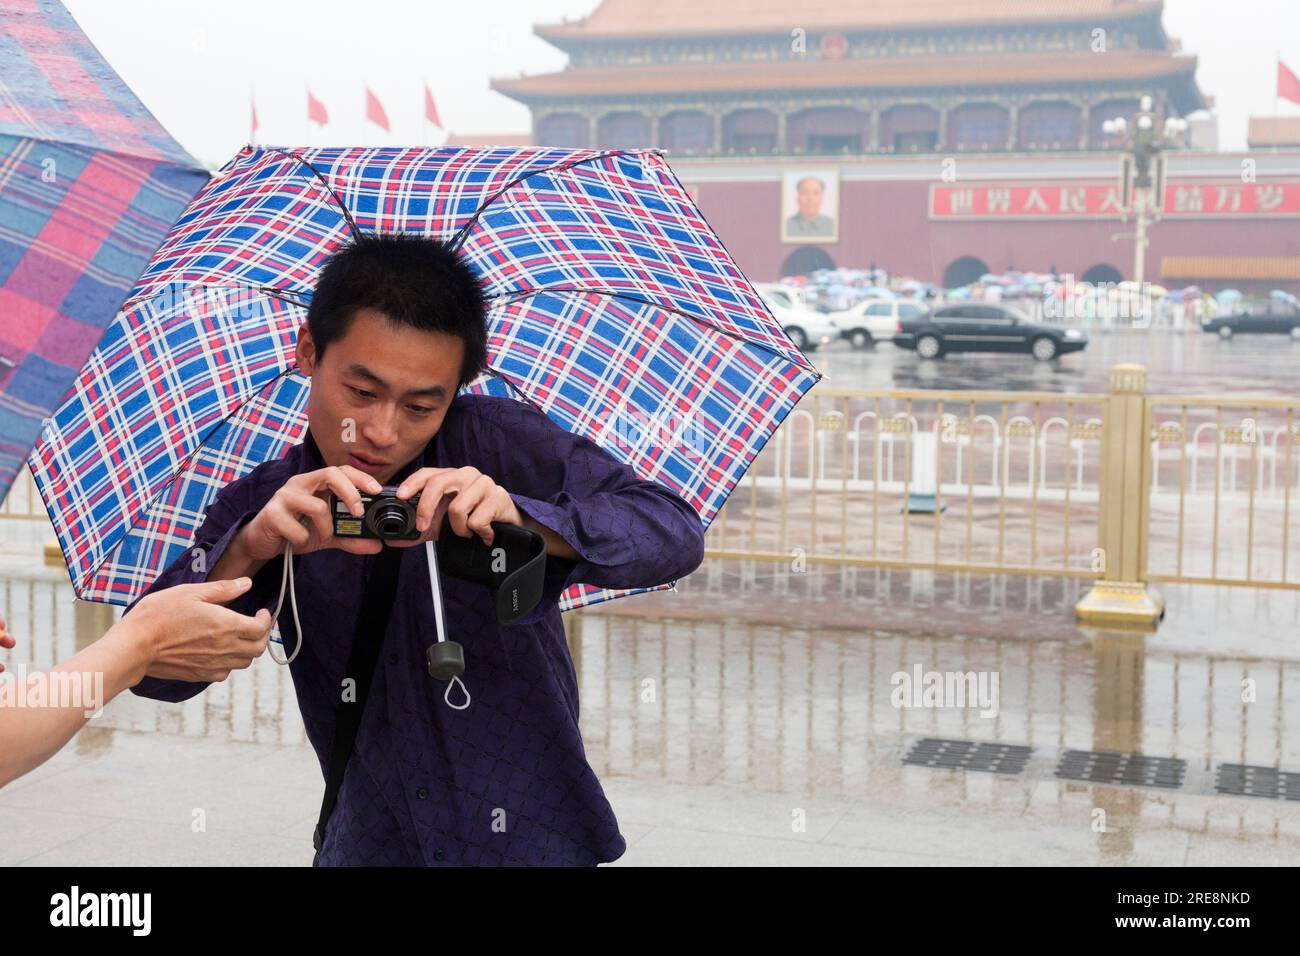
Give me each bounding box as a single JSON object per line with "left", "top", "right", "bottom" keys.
{"left": 1, "top": 542, "right": 1297, "bottom": 866}
{"left": 2, "top": 323, "right": 1297, "bottom": 865}
{"left": 1, "top": 329, "right": 1295, "bottom": 865}
{"left": 814, "top": 328, "right": 1300, "bottom": 399}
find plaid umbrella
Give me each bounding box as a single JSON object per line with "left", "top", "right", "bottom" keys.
{"left": 0, "top": 0, "right": 208, "bottom": 501}
{"left": 30, "top": 144, "right": 822, "bottom": 611}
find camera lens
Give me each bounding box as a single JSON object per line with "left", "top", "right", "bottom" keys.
{"left": 371, "top": 503, "right": 414, "bottom": 538}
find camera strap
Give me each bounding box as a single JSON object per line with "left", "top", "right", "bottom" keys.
{"left": 312, "top": 543, "right": 404, "bottom": 867}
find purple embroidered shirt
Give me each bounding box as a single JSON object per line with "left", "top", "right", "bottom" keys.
{"left": 124, "top": 393, "right": 706, "bottom": 866}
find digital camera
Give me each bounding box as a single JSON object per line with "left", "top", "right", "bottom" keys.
{"left": 331, "top": 485, "right": 423, "bottom": 540}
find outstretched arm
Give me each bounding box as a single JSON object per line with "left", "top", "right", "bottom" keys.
{"left": 0, "top": 577, "right": 270, "bottom": 789}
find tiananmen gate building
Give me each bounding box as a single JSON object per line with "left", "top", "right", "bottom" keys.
{"left": 478, "top": 0, "right": 1300, "bottom": 294}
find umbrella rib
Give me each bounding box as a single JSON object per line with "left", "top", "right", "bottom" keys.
{"left": 490, "top": 286, "right": 824, "bottom": 378}
{"left": 446, "top": 148, "right": 662, "bottom": 254}
{"left": 476, "top": 365, "right": 551, "bottom": 411}
{"left": 267, "top": 147, "right": 363, "bottom": 241}
{"left": 259, "top": 287, "right": 310, "bottom": 309}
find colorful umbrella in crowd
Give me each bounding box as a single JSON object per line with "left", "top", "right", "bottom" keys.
{"left": 30, "top": 145, "right": 823, "bottom": 610}
{"left": 0, "top": 0, "right": 208, "bottom": 501}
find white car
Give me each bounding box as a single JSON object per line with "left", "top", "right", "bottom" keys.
{"left": 755, "top": 288, "right": 840, "bottom": 352}
{"left": 829, "top": 298, "right": 928, "bottom": 350}
{"left": 754, "top": 282, "right": 814, "bottom": 311}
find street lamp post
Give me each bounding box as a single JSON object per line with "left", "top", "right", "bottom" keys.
{"left": 1102, "top": 95, "right": 1188, "bottom": 286}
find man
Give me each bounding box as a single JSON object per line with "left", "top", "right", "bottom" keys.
{"left": 123, "top": 233, "right": 707, "bottom": 866}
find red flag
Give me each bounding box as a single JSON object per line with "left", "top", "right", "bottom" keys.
{"left": 1280, "top": 60, "right": 1300, "bottom": 107}
{"left": 365, "top": 87, "right": 390, "bottom": 131}
{"left": 250, "top": 95, "right": 259, "bottom": 141}
{"left": 424, "top": 83, "right": 441, "bottom": 127}
{"left": 307, "top": 89, "right": 329, "bottom": 125}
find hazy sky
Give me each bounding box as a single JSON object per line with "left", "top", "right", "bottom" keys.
{"left": 61, "top": 0, "right": 1300, "bottom": 167}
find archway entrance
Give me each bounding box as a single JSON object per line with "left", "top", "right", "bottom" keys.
{"left": 1081, "top": 263, "right": 1123, "bottom": 285}
{"left": 780, "top": 246, "right": 835, "bottom": 278}
{"left": 942, "top": 256, "right": 990, "bottom": 288}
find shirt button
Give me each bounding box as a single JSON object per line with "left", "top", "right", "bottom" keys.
{"left": 416, "top": 787, "right": 428, "bottom": 800}
{"left": 434, "top": 849, "right": 446, "bottom": 861}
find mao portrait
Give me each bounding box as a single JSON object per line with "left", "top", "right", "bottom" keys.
{"left": 781, "top": 169, "right": 839, "bottom": 243}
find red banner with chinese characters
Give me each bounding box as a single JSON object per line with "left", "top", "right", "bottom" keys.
{"left": 929, "top": 181, "right": 1300, "bottom": 219}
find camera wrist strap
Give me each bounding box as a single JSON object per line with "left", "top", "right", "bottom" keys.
{"left": 267, "top": 540, "right": 303, "bottom": 665}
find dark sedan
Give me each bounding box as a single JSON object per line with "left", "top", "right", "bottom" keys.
{"left": 1201, "top": 300, "right": 1300, "bottom": 339}
{"left": 893, "top": 304, "right": 1088, "bottom": 360}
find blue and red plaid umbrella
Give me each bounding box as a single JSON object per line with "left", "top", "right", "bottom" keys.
{"left": 30, "top": 144, "right": 822, "bottom": 611}
{"left": 0, "top": 0, "right": 208, "bottom": 502}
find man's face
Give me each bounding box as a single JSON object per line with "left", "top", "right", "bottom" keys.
{"left": 797, "top": 178, "right": 824, "bottom": 219}
{"left": 295, "top": 307, "right": 465, "bottom": 488}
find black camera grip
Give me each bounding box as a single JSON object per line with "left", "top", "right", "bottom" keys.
{"left": 434, "top": 514, "right": 548, "bottom": 625}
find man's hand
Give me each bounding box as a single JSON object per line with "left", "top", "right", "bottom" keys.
{"left": 389, "top": 466, "right": 523, "bottom": 549}
{"left": 130, "top": 577, "right": 275, "bottom": 684}
{"left": 240, "top": 465, "right": 387, "bottom": 561}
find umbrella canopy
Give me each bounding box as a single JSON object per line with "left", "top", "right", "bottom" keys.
{"left": 0, "top": 0, "right": 208, "bottom": 501}
{"left": 31, "top": 144, "right": 822, "bottom": 610}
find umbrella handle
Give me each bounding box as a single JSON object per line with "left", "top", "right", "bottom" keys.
{"left": 424, "top": 540, "right": 470, "bottom": 711}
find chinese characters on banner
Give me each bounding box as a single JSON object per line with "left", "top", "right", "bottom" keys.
{"left": 929, "top": 181, "right": 1300, "bottom": 218}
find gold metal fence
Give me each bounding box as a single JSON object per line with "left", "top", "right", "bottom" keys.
{"left": 1146, "top": 394, "right": 1300, "bottom": 590}
{"left": 3, "top": 363, "right": 1296, "bottom": 629}
{"left": 702, "top": 363, "right": 1300, "bottom": 627}
{"left": 706, "top": 386, "right": 1109, "bottom": 579}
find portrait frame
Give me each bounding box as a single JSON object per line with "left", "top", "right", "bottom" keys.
{"left": 781, "top": 168, "right": 840, "bottom": 244}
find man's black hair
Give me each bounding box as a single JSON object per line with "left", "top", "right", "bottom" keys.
{"left": 306, "top": 233, "right": 489, "bottom": 390}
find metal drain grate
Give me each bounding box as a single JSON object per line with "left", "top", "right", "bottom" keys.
{"left": 1215, "top": 764, "right": 1300, "bottom": 801}
{"left": 1055, "top": 750, "right": 1186, "bottom": 789}
{"left": 902, "top": 737, "right": 1033, "bottom": 775}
